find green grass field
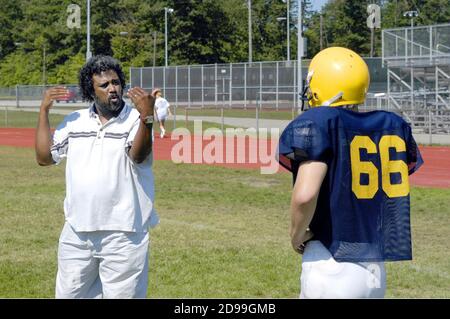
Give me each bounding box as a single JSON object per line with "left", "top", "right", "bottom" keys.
{"left": 0, "top": 109, "right": 241, "bottom": 135}
{"left": 0, "top": 109, "right": 66, "bottom": 128}
{"left": 179, "top": 107, "right": 295, "bottom": 120}
{"left": 1, "top": 106, "right": 293, "bottom": 130}
{"left": 0, "top": 145, "right": 449, "bottom": 298}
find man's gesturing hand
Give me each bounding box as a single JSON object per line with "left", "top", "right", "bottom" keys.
{"left": 127, "top": 87, "right": 155, "bottom": 117}
{"left": 40, "top": 86, "right": 70, "bottom": 112}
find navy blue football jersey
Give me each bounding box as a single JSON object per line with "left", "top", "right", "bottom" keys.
{"left": 278, "top": 107, "right": 423, "bottom": 262}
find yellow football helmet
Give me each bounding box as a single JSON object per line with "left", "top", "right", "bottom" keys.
{"left": 305, "top": 47, "right": 370, "bottom": 107}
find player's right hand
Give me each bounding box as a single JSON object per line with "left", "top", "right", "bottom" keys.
{"left": 40, "top": 86, "right": 69, "bottom": 111}
{"left": 292, "top": 228, "right": 314, "bottom": 255}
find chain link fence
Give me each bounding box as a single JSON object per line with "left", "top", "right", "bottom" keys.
{"left": 129, "top": 58, "right": 388, "bottom": 110}
{"left": 1, "top": 58, "right": 449, "bottom": 143}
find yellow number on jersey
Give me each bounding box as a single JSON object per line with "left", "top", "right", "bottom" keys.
{"left": 379, "top": 135, "right": 410, "bottom": 197}
{"left": 351, "top": 136, "right": 378, "bottom": 199}
{"left": 350, "top": 135, "right": 409, "bottom": 199}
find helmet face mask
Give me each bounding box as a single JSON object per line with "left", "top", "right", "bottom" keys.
{"left": 305, "top": 47, "right": 370, "bottom": 108}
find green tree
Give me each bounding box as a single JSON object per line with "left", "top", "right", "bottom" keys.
{"left": 51, "top": 53, "right": 85, "bottom": 84}
{"left": 250, "top": 0, "right": 286, "bottom": 62}
{"left": 304, "top": 0, "right": 385, "bottom": 57}
{"left": 169, "top": 0, "right": 238, "bottom": 65}
{"left": 0, "top": 51, "right": 42, "bottom": 86}
{"left": 0, "top": 1, "right": 23, "bottom": 59}
{"left": 1, "top": 0, "right": 450, "bottom": 87}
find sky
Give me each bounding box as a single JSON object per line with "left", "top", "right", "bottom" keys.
{"left": 311, "top": 0, "right": 329, "bottom": 12}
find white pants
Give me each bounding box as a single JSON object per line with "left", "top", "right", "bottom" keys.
{"left": 56, "top": 222, "right": 149, "bottom": 299}
{"left": 299, "top": 240, "right": 386, "bottom": 299}
{"left": 157, "top": 112, "right": 167, "bottom": 122}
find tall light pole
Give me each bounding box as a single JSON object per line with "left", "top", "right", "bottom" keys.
{"left": 319, "top": 14, "right": 323, "bottom": 50}
{"left": 367, "top": 4, "right": 381, "bottom": 58}
{"left": 286, "top": 0, "right": 290, "bottom": 61}
{"left": 297, "top": 0, "right": 303, "bottom": 112}
{"left": 283, "top": 0, "right": 290, "bottom": 61}
{"left": 403, "top": 10, "right": 418, "bottom": 55}
{"left": 153, "top": 31, "right": 157, "bottom": 67}
{"left": 86, "top": 0, "right": 92, "bottom": 61}
{"left": 43, "top": 46, "right": 46, "bottom": 86}
{"left": 403, "top": 10, "right": 418, "bottom": 28}
{"left": 277, "top": 1, "right": 290, "bottom": 61}
{"left": 248, "top": 0, "right": 252, "bottom": 63}
{"left": 164, "top": 7, "right": 174, "bottom": 67}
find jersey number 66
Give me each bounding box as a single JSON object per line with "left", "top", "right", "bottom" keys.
{"left": 350, "top": 135, "right": 409, "bottom": 199}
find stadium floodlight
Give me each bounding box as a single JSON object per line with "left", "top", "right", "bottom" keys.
{"left": 403, "top": 10, "right": 418, "bottom": 27}
{"left": 403, "top": 11, "right": 419, "bottom": 55}
{"left": 165, "top": 7, "right": 174, "bottom": 67}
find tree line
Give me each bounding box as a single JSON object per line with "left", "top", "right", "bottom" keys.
{"left": 0, "top": 0, "right": 448, "bottom": 86}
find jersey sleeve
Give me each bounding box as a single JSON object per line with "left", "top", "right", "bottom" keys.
{"left": 278, "top": 117, "right": 331, "bottom": 174}
{"left": 403, "top": 123, "right": 424, "bottom": 175}
{"left": 50, "top": 112, "right": 78, "bottom": 164}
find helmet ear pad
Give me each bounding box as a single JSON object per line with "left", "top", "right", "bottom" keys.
{"left": 308, "top": 87, "right": 322, "bottom": 107}
{"left": 312, "top": 92, "right": 320, "bottom": 102}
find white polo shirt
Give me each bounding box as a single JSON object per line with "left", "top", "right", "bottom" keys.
{"left": 51, "top": 103, "right": 159, "bottom": 233}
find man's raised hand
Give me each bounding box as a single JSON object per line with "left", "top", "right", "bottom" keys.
{"left": 40, "top": 86, "right": 69, "bottom": 112}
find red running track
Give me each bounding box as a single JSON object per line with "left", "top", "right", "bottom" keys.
{"left": 1, "top": 127, "right": 449, "bottom": 188}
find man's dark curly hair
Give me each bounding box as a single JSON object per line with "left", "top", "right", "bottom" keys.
{"left": 78, "top": 55, "right": 126, "bottom": 102}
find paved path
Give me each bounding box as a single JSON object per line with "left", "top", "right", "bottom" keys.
{"left": 178, "top": 115, "right": 450, "bottom": 145}
{"left": 2, "top": 106, "right": 450, "bottom": 145}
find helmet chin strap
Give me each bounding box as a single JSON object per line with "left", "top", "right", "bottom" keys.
{"left": 301, "top": 71, "right": 315, "bottom": 111}
{"left": 322, "top": 92, "right": 343, "bottom": 106}
{"left": 300, "top": 86, "right": 310, "bottom": 111}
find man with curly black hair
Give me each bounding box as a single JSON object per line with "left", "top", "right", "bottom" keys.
{"left": 35, "top": 55, "right": 159, "bottom": 298}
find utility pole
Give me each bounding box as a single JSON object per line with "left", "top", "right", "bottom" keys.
{"left": 367, "top": 4, "right": 381, "bottom": 58}
{"left": 86, "top": 0, "right": 92, "bottom": 61}
{"left": 320, "top": 14, "right": 323, "bottom": 50}
{"left": 165, "top": 7, "right": 174, "bottom": 67}
{"left": 43, "top": 46, "right": 46, "bottom": 86}
{"left": 403, "top": 11, "right": 418, "bottom": 56}
{"left": 297, "top": 0, "right": 303, "bottom": 112}
{"left": 286, "top": 0, "right": 290, "bottom": 61}
{"left": 153, "top": 31, "right": 157, "bottom": 67}
{"left": 165, "top": 8, "right": 168, "bottom": 67}
{"left": 248, "top": 0, "right": 252, "bottom": 63}
{"left": 370, "top": 26, "right": 374, "bottom": 57}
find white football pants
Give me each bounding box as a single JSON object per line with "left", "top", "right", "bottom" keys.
{"left": 56, "top": 222, "right": 149, "bottom": 299}
{"left": 299, "top": 240, "right": 386, "bottom": 298}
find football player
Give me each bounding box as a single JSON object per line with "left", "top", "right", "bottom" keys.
{"left": 278, "top": 47, "right": 423, "bottom": 298}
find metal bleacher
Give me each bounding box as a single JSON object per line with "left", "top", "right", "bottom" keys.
{"left": 382, "top": 23, "right": 450, "bottom": 133}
